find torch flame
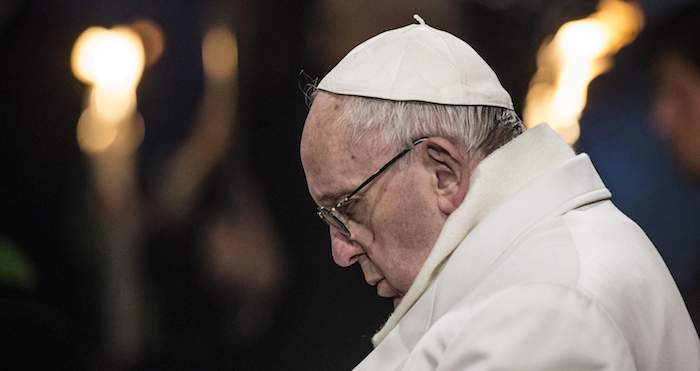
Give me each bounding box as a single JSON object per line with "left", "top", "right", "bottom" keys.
{"left": 523, "top": 0, "right": 644, "bottom": 144}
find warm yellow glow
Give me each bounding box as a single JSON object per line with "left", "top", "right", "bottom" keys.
{"left": 523, "top": 0, "right": 644, "bottom": 144}
{"left": 71, "top": 25, "right": 147, "bottom": 154}
{"left": 77, "top": 109, "right": 119, "bottom": 153}
{"left": 71, "top": 26, "right": 145, "bottom": 91}
{"left": 110, "top": 113, "right": 145, "bottom": 155}
{"left": 131, "top": 19, "right": 165, "bottom": 66}
{"left": 89, "top": 87, "right": 137, "bottom": 125}
{"left": 556, "top": 20, "right": 610, "bottom": 61}
{"left": 76, "top": 109, "right": 144, "bottom": 155}
{"left": 202, "top": 26, "right": 238, "bottom": 81}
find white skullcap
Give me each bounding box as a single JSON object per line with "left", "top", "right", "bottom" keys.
{"left": 318, "top": 15, "right": 514, "bottom": 110}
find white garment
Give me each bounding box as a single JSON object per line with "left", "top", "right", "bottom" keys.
{"left": 354, "top": 124, "right": 700, "bottom": 371}
{"left": 317, "top": 17, "right": 513, "bottom": 109}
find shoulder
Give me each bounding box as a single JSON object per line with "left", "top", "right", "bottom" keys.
{"left": 508, "top": 200, "right": 665, "bottom": 299}
{"left": 421, "top": 283, "right": 636, "bottom": 371}
{"left": 444, "top": 282, "right": 630, "bottom": 343}
{"left": 560, "top": 200, "right": 650, "bottom": 245}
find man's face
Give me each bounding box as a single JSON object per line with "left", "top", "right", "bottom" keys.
{"left": 300, "top": 92, "right": 443, "bottom": 307}
{"left": 653, "top": 53, "right": 700, "bottom": 181}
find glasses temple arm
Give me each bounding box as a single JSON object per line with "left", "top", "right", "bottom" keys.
{"left": 337, "top": 137, "right": 428, "bottom": 207}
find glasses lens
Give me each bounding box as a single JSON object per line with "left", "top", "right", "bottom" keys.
{"left": 317, "top": 208, "right": 350, "bottom": 237}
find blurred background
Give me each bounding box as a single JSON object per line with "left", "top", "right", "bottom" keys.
{"left": 0, "top": 0, "right": 698, "bottom": 370}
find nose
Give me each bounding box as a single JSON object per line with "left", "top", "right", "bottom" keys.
{"left": 330, "top": 229, "right": 364, "bottom": 267}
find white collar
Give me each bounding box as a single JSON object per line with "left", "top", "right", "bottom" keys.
{"left": 372, "top": 124, "right": 577, "bottom": 345}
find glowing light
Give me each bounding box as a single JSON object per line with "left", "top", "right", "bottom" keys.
{"left": 71, "top": 25, "right": 147, "bottom": 154}
{"left": 110, "top": 113, "right": 145, "bottom": 155}
{"left": 131, "top": 19, "right": 165, "bottom": 66}
{"left": 71, "top": 26, "right": 145, "bottom": 91}
{"left": 202, "top": 26, "right": 238, "bottom": 81}
{"left": 89, "top": 87, "right": 137, "bottom": 125}
{"left": 77, "top": 109, "right": 119, "bottom": 153}
{"left": 523, "top": 0, "right": 644, "bottom": 144}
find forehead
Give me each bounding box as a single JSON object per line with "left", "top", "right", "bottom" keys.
{"left": 300, "top": 92, "right": 380, "bottom": 204}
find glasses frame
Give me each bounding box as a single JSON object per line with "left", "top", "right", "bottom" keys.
{"left": 317, "top": 137, "right": 429, "bottom": 237}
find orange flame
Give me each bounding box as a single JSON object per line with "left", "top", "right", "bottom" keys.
{"left": 523, "top": 0, "right": 644, "bottom": 144}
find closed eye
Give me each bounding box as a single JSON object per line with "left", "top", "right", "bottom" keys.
{"left": 337, "top": 194, "right": 363, "bottom": 213}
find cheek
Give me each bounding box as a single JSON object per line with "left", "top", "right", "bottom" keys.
{"left": 367, "top": 174, "right": 438, "bottom": 290}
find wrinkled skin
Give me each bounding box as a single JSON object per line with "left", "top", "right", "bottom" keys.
{"left": 300, "top": 92, "right": 471, "bottom": 307}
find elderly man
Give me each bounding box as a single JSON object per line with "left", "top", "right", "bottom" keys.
{"left": 300, "top": 16, "right": 700, "bottom": 370}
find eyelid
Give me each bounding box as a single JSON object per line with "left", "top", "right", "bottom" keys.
{"left": 318, "top": 192, "right": 346, "bottom": 208}
{"left": 337, "top": 194, "right": 362, "bottom": 210}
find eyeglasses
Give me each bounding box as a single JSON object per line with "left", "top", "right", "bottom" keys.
{"left": 317, "top": 137, "right": 428, "bottom": 237}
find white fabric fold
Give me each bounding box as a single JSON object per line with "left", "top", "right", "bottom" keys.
{"left": 372, "top": 123, "right": 575, "bottom": 346}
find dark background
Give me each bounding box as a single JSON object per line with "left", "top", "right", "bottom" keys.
{"left": 1, "top": 0, "right": 698, "bottom": 370}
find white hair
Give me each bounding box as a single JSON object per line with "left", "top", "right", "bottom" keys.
{"left": 312, "top": 90, "right": 524, "bottom": 162}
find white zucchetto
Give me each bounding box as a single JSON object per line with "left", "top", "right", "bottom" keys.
{"left": 318, "top": 15, "right": 514, "bottom": 110}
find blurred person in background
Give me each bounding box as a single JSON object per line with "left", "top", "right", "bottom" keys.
{"left": 301, "top": 16, "right": 700, "bottom": 370}
{"left": 652, "top": 4, "right": 700, "bottom": 184}
{"left": 651, "top": 2, "right": 700, "bottom": 331}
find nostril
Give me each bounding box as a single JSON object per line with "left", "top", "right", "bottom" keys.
{"left": 331, "top": 236, "right": 363, "bottom": 267}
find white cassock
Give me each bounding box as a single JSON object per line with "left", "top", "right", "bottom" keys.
{"left": 354, "top": 124, "right": 700, "bottom": 371}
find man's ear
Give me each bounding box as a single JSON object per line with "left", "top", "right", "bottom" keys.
{"left": 422, "top": 137, "right": 471, "bottom": 215}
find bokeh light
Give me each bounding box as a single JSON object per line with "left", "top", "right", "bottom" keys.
{"left": 89, "top": 86, "right": 137, "bottom": 125}
{"left": 76, "top": 108, "right": 119, "bottom": 153}
{"left": 71, "top": 25, "right": 147, "bottom": 154}
{"left": 202, "top": 26, "right": 238, "bottom": 81}
{"left": 131, "top": 19, "right": 165, "bottom": 66}
{"left": 523, "top": 0, "right": 644, "bottom": 144}
{"left": 71, "top": 26, "right": 145, "bottom": 91}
